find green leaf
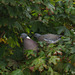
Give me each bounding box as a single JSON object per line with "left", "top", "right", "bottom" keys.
{"left": 65, "top": 28, "right": 71, "bottom": 36}
{"left": 38, "top": 51, "right": 45, "bottom": 57}
{"left": 57, "top": 26, "right": 71, "bottom": 36}
{"left": 14, "top": 21, "right": 23, "bottom": 31}
{"left": 69, "top": 15, "right": 75, "bottom": 24}
{"left": 69, "top": 54, "right": 75, "bottom": 63}
{"left": 48, "top": 67, "right": 53, "bottom": 75}
{"left": 70, "top": 47, "right": 75, "bottom": 53}
{"left": 34, "top": 0, "right": 42, "bottom": 3}
{"left": 24, "top": 50, "right": 36, "bottom": 57}
{"left": 31, "top": 57, "right": 46, "bottom": 71}
{"left": 0, "top": 47, "right": 5, "bottom": 58}
{"left": 10, "top": 69, "right": 24, "bottom": 75}
{"left": 54, "top": 62, "right": 64, "bottom": 73}
{"left": 25, "top": 26, "right": 30, "bottom": 33}
{"left": 7, "top": 37, "right": 15, "bottom": 48}
{"left": 7, "top": 6, "right": 17, "bottom": 17}
{"left": 65, "top": 7, "right": 71, "bottom": 14}
{"left": 71, "top": 7, "right": 75, "bottom": 15}
{"left": 48, "top": 56, "right": 60, "bottom": 65}
{"left": 0, "top": 61, "right": 6, "bottom": 70}
{"left": 57, "top": 26, "right": 65, "bottom": 34}
{"left": 64, "top": 63, "right": 71, "bottom": 72}
{"left": 1, "top": 0, "right": 16, "bottom": 5}
{"left": 46, "top": 3, "right": 55, "bottom": 13}
{"left": 25, "top": 11, "right": 31, "bottom": 19}
{"left": 23, "top": 69, "right": 31, "bottom": 75}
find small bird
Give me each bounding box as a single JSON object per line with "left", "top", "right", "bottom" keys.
{"left": 34, "top": 33, "right": 62, "bottom": 44}
{"left": 20, "top": 33, "right": 38, "bottom": 52}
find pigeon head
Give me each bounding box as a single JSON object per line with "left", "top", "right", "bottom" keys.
{"left": 20, "top": 33, "right": 28, "bottom": 39}
{"left": 34, "top": 33, "right": 41, "bottom": 38}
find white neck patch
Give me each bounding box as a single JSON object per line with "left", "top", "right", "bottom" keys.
{"left": 26, "top": 36, "right": 30, "bottom": 39}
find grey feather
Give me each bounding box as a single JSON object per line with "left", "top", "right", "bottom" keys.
{"left": 20, "top": 33, "right": 38, "bottom": 52}
{"left": 34, "top": 33, "right": 62, "bottom": 44}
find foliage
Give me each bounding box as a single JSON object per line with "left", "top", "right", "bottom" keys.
{"left": 0, "top": 0, "right": 75, "bottom": 75}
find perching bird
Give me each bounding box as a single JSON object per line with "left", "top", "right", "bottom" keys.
{"left": 20, "top": 33, "right": 38, "bottom": 52}
{"left": 34, "top": 33, "right": 62, "bottom": 44}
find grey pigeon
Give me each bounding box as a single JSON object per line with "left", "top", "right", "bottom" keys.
{"left": 34, "top": 33, "right": 62, "bottom": 44}
{"left": 20, "top": 33, "right": 38, "bottom": 52}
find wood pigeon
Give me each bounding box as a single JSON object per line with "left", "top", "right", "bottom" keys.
{"left": 20, "top": 33, "right": 38, "bottom": 52}
{"left": 34, "top": 33, "right": 62, "bottom": 44}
